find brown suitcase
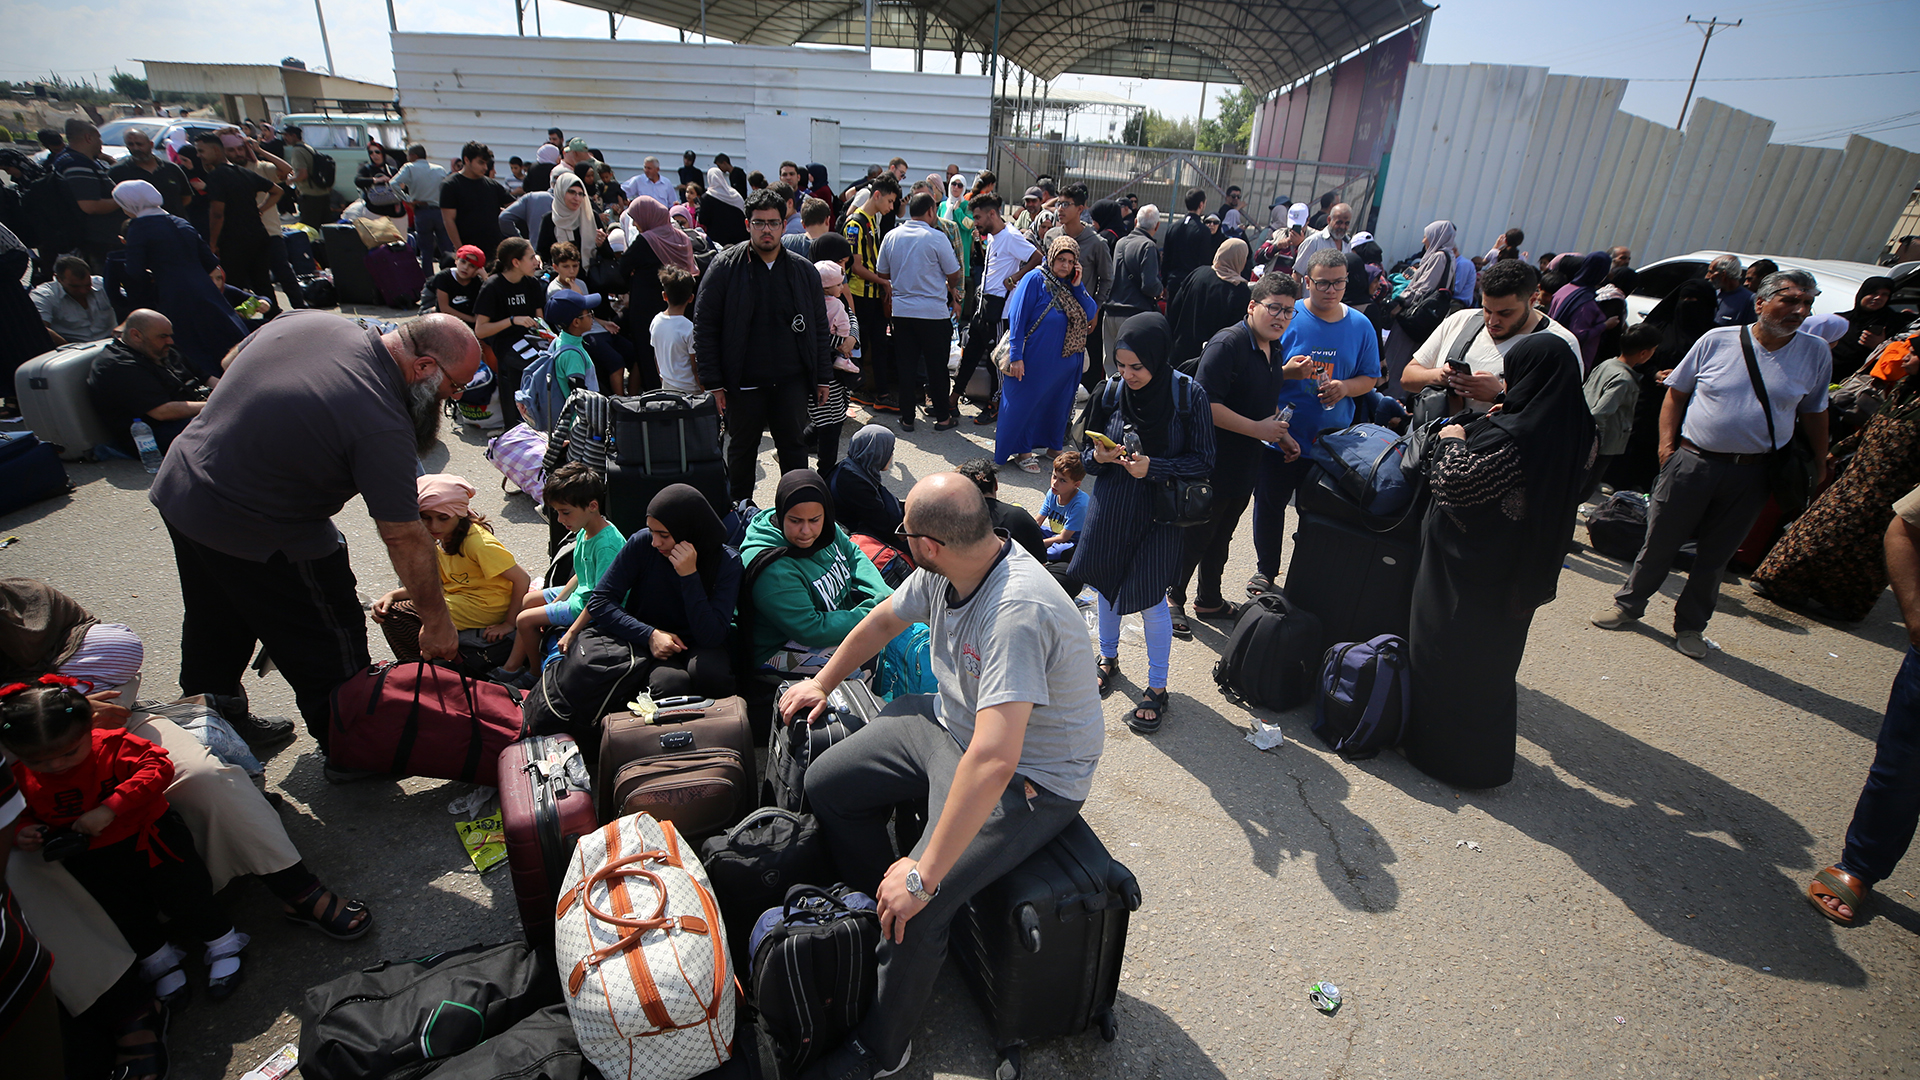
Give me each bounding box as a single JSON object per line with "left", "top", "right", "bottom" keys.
{"left": 597, "top": 695, "right": 756, "bottom": 836}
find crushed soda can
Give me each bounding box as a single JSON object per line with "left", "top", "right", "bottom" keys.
{"left": 1308, "top": 982, "right": 1342, "bottom": 1014}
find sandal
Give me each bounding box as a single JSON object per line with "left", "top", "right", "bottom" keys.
{"left": 110, "top": 998, "right": 169, "bottom": 1080}
{"left": 137, "top": 942, "right": 190, "bottom": 1008}
{"left": 1129, "top": 689, "right": 1169, "bottom": 735}
{"left": 1096, "top": 656, "right": 1120, "bottom": 696}
{"left": 285, "top": 883, "right": 374, "bottom": 940}
{"left": 1807, "top": 865, "right": 1869, "bottom": 926}
{"left": 1246, "top": 574, "right": 1274, "bottom": 598}
{"left": 973, "top": 404, "right": 998, "bottom": 425}
{"left": 934, "top": 416, "right": 959, "bottom": 431}
{"left": 202, "top": 929, "right": 250, "bottom": 1001}
{"left": 1168, "top": 605, "right": 1192, "bottom": 639}
{"left": 1017, "top": 455, "right": 1045, "bottom": 473}
{"left": 1195, "top": 600, "right": 1243, "bottom": 623}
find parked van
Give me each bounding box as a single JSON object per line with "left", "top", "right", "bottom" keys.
{"left": 279, "top": 113, "right": 410, "bottom": 204}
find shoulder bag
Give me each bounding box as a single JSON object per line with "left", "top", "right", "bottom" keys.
{"left": 1098, "top": 374, "right": 1214, "bottom": 526}
{"left": 1393, "top": 254, "right": 1455, "bottom": 346}
{"left": 1737, "top": 326, "right": 1819, "bottom": 518}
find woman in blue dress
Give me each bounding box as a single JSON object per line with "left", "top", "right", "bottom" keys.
{"left": 997, "top": 236, "right": 1096, "bottom": 472}
{"left": 1067, "top": 312, "right": 1215, "bottom": 734}
{"left": 114, "top": 179, "right": 245, "bottom": 379}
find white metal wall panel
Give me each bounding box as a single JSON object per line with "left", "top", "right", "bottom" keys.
{"left": 1575, "top": 112, "right": 1680, "bottom": 257}
{"left": 1509, "top": 74, "right": 1625, "bottom": 258}
{"left": 1814, "top": 136, "right": 1920, "bottom": 263}
{"left": 389, "top": 33, "right": 989, "bottom": 188}
{"left": 1733, "top": 143, "right": 1846, "bottom": 258}
{"left": 1374, "top": 63, "right": 1548, "bottom": 263}
{"left": 1293, "top": 72, "right": 1336, "bottom": 164}
{"left": 1642, "top": 99, "right": 1774, "bottom": 262}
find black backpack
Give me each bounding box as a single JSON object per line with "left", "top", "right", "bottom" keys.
{"left": 310, "top": 150, "right": 338, "bottom": 189}
{"left": 297, "top": 942, "right": 559, "bottom": 1080}
{"left": 749, "top": 884, "right": 882, "bottom": 1077}
{"left": 699, "top": 807, "right": 835, "bottom": 979}
{"left": 20, "top": 169, "right": 85, "bottom": 252}
{"left": 521, "top": 626, "right": 648, "bottom": 755}
{"left": 1213, "top": 591, "right": 1324, "bottom": 710}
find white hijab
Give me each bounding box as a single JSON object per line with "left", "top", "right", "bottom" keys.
{"left": 548, "top": 168, "right": 595, "bottom": 269}
{"left": 113, "top": 179, "right": 168, "bottom": 219}
{"left": 704, "top": 166, "right": 745, "bottom": 211}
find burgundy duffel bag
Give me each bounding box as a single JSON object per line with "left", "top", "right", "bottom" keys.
{"left": 328, "top": 660, "right": 525, "bottom": 785}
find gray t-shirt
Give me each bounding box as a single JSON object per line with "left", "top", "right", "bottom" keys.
{"left": 150, "top": 311, "right": 421, "bottom": 562}
{"left": 876, "top": 219, "right": 960, "bottom": 320}
{"left": 1668, "top": 325, "right": 1831, "bottom": 456}
{"left": 888, "top": 542, "right": 1104, "bottom": 801}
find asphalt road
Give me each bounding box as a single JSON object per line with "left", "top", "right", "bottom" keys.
{"left": 3, "top": 317, "right": 1915, "bottom": 1079}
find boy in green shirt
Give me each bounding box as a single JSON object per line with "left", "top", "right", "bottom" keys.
{"left": 543, "top": 291, "right": 600, "bottom": 393}
{"left": 491, "top": 463, "right": 624, "bottom": 687}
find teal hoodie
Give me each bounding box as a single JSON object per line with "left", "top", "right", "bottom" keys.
{"left": 737, "top": 509, "right": 893, "bottom": 665}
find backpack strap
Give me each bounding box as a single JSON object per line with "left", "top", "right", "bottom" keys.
{"left": 1445, "top": 312, "right": 1486, "bottom": 369}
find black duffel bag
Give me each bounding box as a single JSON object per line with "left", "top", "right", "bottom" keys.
{"left": 1585, "top": 489, "right": 1695, "bottom": 569}
{"left": 299, "top": 273, "right": 339, "bottom": 309}
{"left": 298, "top": 941, "right": 559, "bottom": 1080}
{"left": 610, "top": 389, "right": 722, "bottom": 471}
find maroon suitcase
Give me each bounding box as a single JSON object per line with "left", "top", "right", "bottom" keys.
{"left": 597, "top": 696, "right": 756, "bottom": 838}
{"left": 327, "top": 660, "right": 525, "bottom": 786}
{"left": 498, "top": 734, "right": 597, "bottom": 947}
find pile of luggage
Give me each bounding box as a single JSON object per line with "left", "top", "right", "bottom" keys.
{"left": 305, "top": 662, "right": 1139, "bottom": 1080}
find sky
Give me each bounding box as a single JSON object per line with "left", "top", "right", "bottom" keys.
{"left": 4, "top": 0, "right": 1916, "bottom": 151}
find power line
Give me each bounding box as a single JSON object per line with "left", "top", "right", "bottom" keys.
{"left": 1679, "top": 15, "right": 1742, "bottom": 128}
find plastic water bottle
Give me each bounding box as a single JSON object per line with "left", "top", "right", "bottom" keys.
{"left": 131, "top": 420, "right": 162, "bottom": 473}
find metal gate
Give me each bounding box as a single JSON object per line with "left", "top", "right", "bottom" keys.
{"left": 989, "top": 136, "right": 1376, "bottom": 225}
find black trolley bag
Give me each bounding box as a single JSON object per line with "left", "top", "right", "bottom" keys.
{"left": 949, "top": 815, "right": 1141, "bottom": 1080}
{"left": 610, "top": 389, "right": 723, "bottom": 468}
{"left": 1282, "top": 463, "right": 1424, "bottom": 652}
{"left": 766, "top": 679, "right": 885, "bottom": 812}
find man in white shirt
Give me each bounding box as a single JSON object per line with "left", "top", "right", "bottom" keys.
{"left": 877, "top": 192, "right": 962, "bottom": 432}
{"left": 622, "top": 155, "right": 677, "bottom": 208}
{"left": 32, "top": 256, "right": 117, "bottom": 346}
{"left": 1294, "top": 202, "right": 1353, "bottom": 267}
{"left": 952, "top": 193, "right": 1042, "bottom": 423}
{"left": 1399, "top": 259, "right": 1580, "bottom": 402}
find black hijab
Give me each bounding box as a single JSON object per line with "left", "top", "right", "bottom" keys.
{"left": 1089, "top": 200, "right": 1124, "bottom": 250}
{"left": 1463, "top": 334, "right": 1594, "bottom": 609}
{"left": 1109, "top": 312, "right": 1179, "bottom": 456}
{"left": 646, "top": 484, "right": 728, "bottom": 589}
{"left": 1836, "top": 276, "right": 1905, "bottom": 377}
{"left": 774, "top": 469, "right": 836, "bottom": 556}
{"left": 1647, "top": 278, "right": 1718, "bottom": 368}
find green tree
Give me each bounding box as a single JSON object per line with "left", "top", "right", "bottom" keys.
{"left": 1197, "top": 86, "right": 1259, "bottom": 153}
{"left": 1121, "top": 109, "right": 1196, "bottom": 150}
{"left": 110, "top": 70, "right": 150, "bottom": 100}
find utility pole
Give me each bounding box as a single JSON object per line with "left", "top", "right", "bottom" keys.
{"left": 1678, "top": 14, "right": 1741, "bottom": 129}
{"left": 313, "top": 0, "right": 336, "bottom": 74}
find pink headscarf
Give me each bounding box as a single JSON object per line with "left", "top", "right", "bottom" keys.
{"left": 621, "top": 195, "right": 698, "bottom": 275}
{"left": 417, "top": 473, "right": 477, "bottom": 518}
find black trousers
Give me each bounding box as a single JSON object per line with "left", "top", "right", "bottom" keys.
{"left": 724, "top": 381, "right": 812, "bottom": 501}
{"left": 220, "top": 234, "right": 274, "bottom": 300}
{"left": 63, "top": 810, "right": 232, "bottom": 956}
{"left": 264, "top": 234, "right": 309, "bottom": 310}
{"left": 850, "top": 292, "right": 893, "bottom": 398}
{"left": 639, "top": 646, "right": 734, "bottom": 699}
{"left": 298, "top": 194, "right": 335, "bottom": 231}
{"left": 956, "top": 292, "right": 1006, "bottom": 406}
{"left": 891, "top": 316, "right": 952, "bottom": 422}
{"left": 165, "top": 518, "right": 370, "bottom": 748}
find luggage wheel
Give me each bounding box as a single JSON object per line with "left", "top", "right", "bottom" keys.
{"left": 1098, "top": 1008, "right": 1118, "bottom": 1042}
{"left": 994, "top": 1046, "right": 1023, "bottom": 1080}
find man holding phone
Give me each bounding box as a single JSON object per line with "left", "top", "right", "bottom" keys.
{"left": 1169, "top": 272, "right": 1307, "bottom": 630}
{"left": 1401, "top": 259, "right": 1580, "bottom": 407}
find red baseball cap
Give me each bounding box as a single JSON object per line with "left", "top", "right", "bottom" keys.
{"left": 455, "top": 245, "right": 486, "bottom": 267}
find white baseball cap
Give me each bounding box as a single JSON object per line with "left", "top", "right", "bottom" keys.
{"left": 1350, "top": 231, "right": 1374, "bottom": 246}
{"left": 1287, "top": 203, "right": 1310, "bottom": 227}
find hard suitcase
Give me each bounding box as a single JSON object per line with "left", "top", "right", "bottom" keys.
{"left": 597, "top": 696, "right": 756, "bottom": 838}
{"left": 499, "top": 734, "right": 598, "bottom": 949}
{"left": 610, "top": 390, "right": 723, "bottom": 469}
{"left": 1283, "top": 511, "right": 1418, "bottom": 653}
{"left": 327, "top": 660, "right": 526, "bottom": 786}
{"left": 605, "top": 456, "right": 731, "bottom": 540}
{"left": 766, "top": 680, "right": 884, "bottom": 813}
{"left": 16, "top": 341, "right": 118, "bottom": 461}
{"left": 949, "top": 815, "right": 1140, "bottom": 1080}
{"left": 0, "top": 430, "right": 73, "bottom": 518}
{"left": 322, "top": 222, "right": 381, "bottom": 305}
{"left": 366, "top": 239, "right": 427, "bottom": 308}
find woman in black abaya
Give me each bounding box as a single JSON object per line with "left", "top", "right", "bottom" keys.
{"left": 1404, "top": 334, "right": 1594, "bottom": 788}
{"left": 1606, "top": 278, "right": 1715, "bottom": 492}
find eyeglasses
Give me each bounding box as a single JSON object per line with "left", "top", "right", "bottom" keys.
{"left": 429, "top": 356, "right": 470, "bottom": 394}
{"left": 748, "top": 218, "right": 785, "bottom": 231}
{"left": 1256, "top": 302, "right": 1295, "bottom": 318}
{"left": 1308, "top": 278, "right": 1347, "bottom": 291}
{"left": 895, "top": 522, "right": 943, "bottom": 545}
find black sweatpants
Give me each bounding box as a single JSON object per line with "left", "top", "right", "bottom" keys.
{"left": 891, "top": 316, "right": 952, "bottom": 423}
{"left": 724, "top": 381, "right": 812, "bottom": 502}
{"left": 165, "top": 519, "right": 370, "bottom": 748}
{"left": 62, "top": 810, "right": 232, "bottom": 957}
{"left": 955, "top": 292, "right": 1006, "bottom": 406}
{"left": 850, "top": 292, "right": 893, "bottom": 399}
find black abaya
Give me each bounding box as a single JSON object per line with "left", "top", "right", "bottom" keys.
{"left": 1167, "top": 265, "right": 1250, "bottom": 366}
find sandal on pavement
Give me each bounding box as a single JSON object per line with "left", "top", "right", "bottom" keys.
{"left": 1129, "top": 689, "right": 1169, "bottom": 735}
{"left": 1096, "top": 656, "right": 1120, "bottom": 696}
{"left": 137, "top": 943, "right": 190, "bottom": 1008}
{"left": 1194, "top": 600, "right": 1243, "bottom": 623}
{"left": 202, "top": 930, "right": 250, "bottom": 1001}
{"left": 1807, "top": 865, "right": 1869, "bottom": 926}
{"left": 110, "top": 998, "right": 169, "bottom": 1080}
{"left": 1168, "top": 605, "right": 1192, "bottom": 639}
{"left": 973, "top": 404, "right": 998, "bottom": 425}
{"left": 285, "top": 883, "right": 374, "bottom": 940}
{"left": 1017, "top": 454, "right": 1045, "bottom": 473}
{"left": 934, "top": 416, "right": 959, "bottom": 431}
{"left": 1246, "top": 574, "right": 1274, "bottom": 598}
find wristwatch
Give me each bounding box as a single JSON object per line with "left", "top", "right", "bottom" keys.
{"left": 904, "top": 867, "right": 939, "bottom": 904}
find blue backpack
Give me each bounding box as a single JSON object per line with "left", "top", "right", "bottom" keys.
{"left": 874, "top": 623, "right": 935, "bottom": 701}
{"left": 515, "top": 337, "right": 592, "bottom": 433}
{"left": 1311, "top": 634, "right": 1409, "bottom": 760}
{"left": 1308, "top": 423, "right": 1420, "bottom": 518}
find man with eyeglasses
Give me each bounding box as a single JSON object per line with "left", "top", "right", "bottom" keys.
{"left": 1594, "top": 270, "right": 1830, "bottom": 659}
{"left": 694, "top": 187, "right": 834, "bottom": 501}
{"left": 1168, "top": 273, "right": 1305, "bottom": 631}
{"left": 778, "top": 472, "right": 1103, "bottom": 1080}
{"left": 150, "top": 312, "right": 483, "bottom": 758}
{"left": 1255, "top": 248, "right": 1381, "bottom": 592}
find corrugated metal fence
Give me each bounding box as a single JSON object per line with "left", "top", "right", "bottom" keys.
{"left": 1376, "top": 62, "right": 1920, "bottom": 267}
{"left": 989, "top": 137, "right": 1374, "bottom": 224}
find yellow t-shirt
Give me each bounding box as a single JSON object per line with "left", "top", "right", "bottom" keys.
{"left": 439, "top": 526, "right": 519, "bottom": 630}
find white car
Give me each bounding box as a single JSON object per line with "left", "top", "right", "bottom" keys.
{"left": 97, "top": 117, "right": 233, "bottom": 163}
{"left": 1623, "top": 250, "right": 1920, "bottom": 326}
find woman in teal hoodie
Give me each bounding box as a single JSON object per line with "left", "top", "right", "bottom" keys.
{"left": 737, "top": 469, "right": 894, "bottom": 673}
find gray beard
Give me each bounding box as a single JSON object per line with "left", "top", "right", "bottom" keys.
{"left": 408, "top": 370, "right": 445, "bottom": 455}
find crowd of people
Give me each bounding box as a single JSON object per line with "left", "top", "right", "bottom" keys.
{"left": 3, "top": 115, "right": 1920, "bottom": 1079}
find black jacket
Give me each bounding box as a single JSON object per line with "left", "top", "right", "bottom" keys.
{"left": 692, "top": 242, "right": 832, "bottom": 393}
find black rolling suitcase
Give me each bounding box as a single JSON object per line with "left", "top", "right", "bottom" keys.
{"left": 320, "top": 223, "right": 381, "bottom": 306}
{"left": 499, "top": 735, "right": 597, "bottom": 950}
{"left": 949, "top": 815, "right": 1140, "bottom": 1080}
{"left": 1283, "top": 466, "right": 1422, "bottom": 652}
{"left": 610, "top": 390, "right": 723, "bottom": 468}
{"left": 766, "top": 680, "right": 884, "bottom": 812}
{"left": 605, "top": 455, "right": 730, "bottom": 539}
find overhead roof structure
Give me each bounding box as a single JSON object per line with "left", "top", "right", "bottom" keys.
{"left": 579, "top": 0, "right": 1434, "bottom": 93}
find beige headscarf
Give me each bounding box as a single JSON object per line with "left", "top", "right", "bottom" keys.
{"left": 548, "top": 168, "right": 595, "bottom": 269}
{"left": 1211, "top": 237, "right": 1249, "bottom": 285}
{"left": 704, "top": 166, "right": 745, "bottom": 211}
{"left": 1035, "top": 236, "right": 1092, "bottom": 358}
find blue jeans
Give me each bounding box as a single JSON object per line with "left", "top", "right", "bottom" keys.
{"left": 1098, "top": 591, "right": 1172, "bottom": 688}
{"left": 1839, "top": 644, "right": 1920, "bottom": 886}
